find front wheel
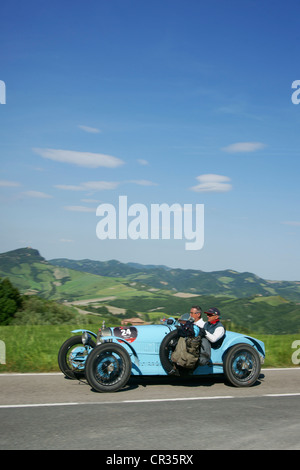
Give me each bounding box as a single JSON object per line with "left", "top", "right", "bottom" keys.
{"left": 58, "top": 335, "right": 95, "bottom": 379}
{"left": 85, "top": 343, "right": 132, "bottom": 392}
{"left": 224, "top": 344, "right": 261, "bottom": 387}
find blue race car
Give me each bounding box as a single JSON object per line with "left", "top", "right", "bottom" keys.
{"left": 58, "top": 317, "right": 265, "bottom": 392}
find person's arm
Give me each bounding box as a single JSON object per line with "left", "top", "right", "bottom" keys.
{"left": 204, "top": 326, "right": 225, "bottom": 343}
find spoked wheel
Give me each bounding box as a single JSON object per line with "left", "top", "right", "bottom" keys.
{"left": 224, "top": 344, "right": 261, "bottom": 387}
{"left": 58, "top": 335, "right": 95, "bottom": 379}
{"left": 85, "top": 343, "right": 132, "bottom": 392}
{"left": 159, "top": 330, "right": 179, "bottom": 374}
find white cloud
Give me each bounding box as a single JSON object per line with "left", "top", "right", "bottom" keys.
{"left": 33, "top": 148, "right": 124, "bottom": 168}
{"left": 55, "top": 179, "right": 158, "bottom": 193}
{"left": 81, "top": 198, "right": 101, "bottom": 203}
{"left": 190, "top": 174, "right": 232, "bottom": 193}
{"left": 281, "top": 221, "right": 300, "bottom": 227}
{"left": 137, "top": 159, "right": 149, "bottom": 165}
{"left": 64, "top": 205, "right": 96, "bottom": 212}
{"left": 22, "top": 190, "right": 53, "bottom": 198}
{"left": 215, "top": 104, "right": 263, "bottom": 121}
{"left": 128, "top": 179, "right": 158, "bottom": 186}
{"left": 0, "top": 180, "right": 21, "bottom": 187}
{"left": 221, "top": 142, "right": 266, "bottom": 153}
{"left": 78, "top": 125, "right": 102, "bottom": 134}
{"left": 82, "top": 181, "right": 120, "bottom": 191}
{"left": 54, "top": 184, "right": 85, "bottom": 191}
{"left": 55, "top": 181, "right": 120, "bottom": 191}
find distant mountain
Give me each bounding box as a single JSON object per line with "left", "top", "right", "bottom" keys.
{"left": 0, "top": 247, "right": 124, "bottom": 301}
{"left": 1, "top": 247, "right": 300, "bottom": 334}
{"left": 0, "top": 247, "right": 46, "bottom": 267}
{"left": 50, "top": 256, "right": 300, "bottom": 303}
{"left": 1, "top": 247, "right": 300, "bottom": 303}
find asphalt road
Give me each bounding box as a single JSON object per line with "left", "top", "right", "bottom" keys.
{"left": 0, "top": 369, "right": 299, "bottom": 451}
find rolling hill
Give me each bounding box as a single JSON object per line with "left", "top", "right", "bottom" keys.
{"left": 1, "top": 247, "right": 300, "bottom": 334}
{"left": 0, "top": 248, "right": 126, "bottom": 301}
{"left": 50, "top": 255, "right": 300, "bottom": 303}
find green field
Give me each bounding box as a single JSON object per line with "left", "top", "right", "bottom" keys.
{"left": 0, "top": 323, "right": 299, "bottom": 373}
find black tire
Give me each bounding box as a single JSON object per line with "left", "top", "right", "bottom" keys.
{"left": 224, "top": 343, "right": 261, "bottom": 387}
{"left": 58, "top": 335, "right": 95, "bottom": 379}
{"left": 85, "top": 343, "right": 132, "bottom": 392}
{"left": 159, "top": 330, "right": 179, "bottom": 373}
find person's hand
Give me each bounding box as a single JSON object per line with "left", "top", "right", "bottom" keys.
{"left": 198, "top": 328, "right": 206, "bottom": 338}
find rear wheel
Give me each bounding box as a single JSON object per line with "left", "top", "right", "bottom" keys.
{"left": 58, "top": 335, "right": 95, "bottom": 379}
{"left": 159, "top": 330, "right": 179, "bottom": 373}
{"left": 224, "top": 344, "right": 261, "bottom": 387}
{"left": 85, "top": 343, "right": 132, "bottom": 392}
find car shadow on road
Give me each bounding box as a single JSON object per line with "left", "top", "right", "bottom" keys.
{"left": 127, "top": 374, "right": 226, "bottom": 389}
{"left": 85, "top": 374, "right": 225, "bottom": 394}
{"left": 125, "top": 371, "right": 266, "bottom": 391}
{"left": 80, "top": 372, "right": 265, "bottom": 394}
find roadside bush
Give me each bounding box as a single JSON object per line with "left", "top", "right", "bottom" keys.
{"left": 0, "top": 278, "right": 23, "bottom": 325}
{"left": 11, "top": 296, "right": 82, "bottom": 325}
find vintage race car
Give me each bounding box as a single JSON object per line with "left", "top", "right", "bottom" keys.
{"left": 58, "top": 317, "right": 265, "bottom": 392}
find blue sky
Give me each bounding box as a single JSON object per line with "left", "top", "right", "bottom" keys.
{"left": 1, "top": 0, "right": 300, "bottom": 281}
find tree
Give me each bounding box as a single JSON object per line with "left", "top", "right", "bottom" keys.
{"left": 0, "top": 278, "right": 23, "bottom": 325}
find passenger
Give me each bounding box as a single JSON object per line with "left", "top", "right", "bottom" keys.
{"left": 200, "top": 308, "right": 225, "bottom": 348}
{"left": 188, "top": 305, "right": 205, "bottom": 329}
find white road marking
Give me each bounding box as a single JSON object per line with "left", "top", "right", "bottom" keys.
{"left": 0, "top": 393, "right": 299, "bottom": 409}
{"left": 0, "top": 402, "right": 80, "bottom": 408}
{"left": 264, "top": 393, "right": 300, "bottom": 397}
{"left": 262, "top": 368, "right": 300, "bottom": 371}
{"left": 122, "top": 395, "right": 234, "bottom": 403}
{"left": 0, "top": 372, "right": 62, "bottom": 377}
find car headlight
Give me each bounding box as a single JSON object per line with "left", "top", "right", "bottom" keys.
{"left": 82, "top": 331, "right": 92, "bottom": 346}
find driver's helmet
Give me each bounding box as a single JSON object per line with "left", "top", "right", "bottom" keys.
{"left": 179, "top": 313, "right": 194, "bottom": 322}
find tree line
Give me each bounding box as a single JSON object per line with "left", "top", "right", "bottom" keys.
{"left": 0, "top": 277, "right": 84, "bottom": 325}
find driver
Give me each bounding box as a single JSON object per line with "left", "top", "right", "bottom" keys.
{"left": 200, "top": 308, "right": 225, "bottom": 348}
